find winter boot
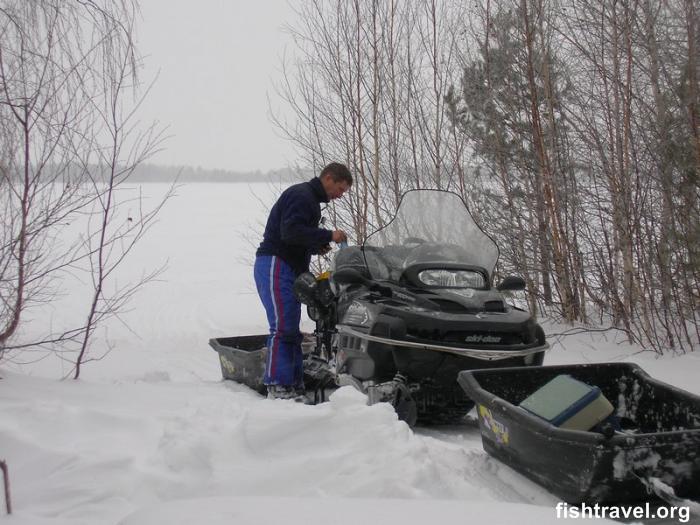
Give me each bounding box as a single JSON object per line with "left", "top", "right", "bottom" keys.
{"left": 266, "top": 385, "right": 308, "bottom": 403}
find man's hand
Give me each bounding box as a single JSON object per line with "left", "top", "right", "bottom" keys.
{"left": 332, "top": 230, "right": 348, "bottom": 243}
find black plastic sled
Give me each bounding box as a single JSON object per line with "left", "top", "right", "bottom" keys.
{"left": 209, "top": 335, "right": 268, "bottom": 394}
{"left": 209, "top": 335, "right": 335, "bottom": 401}
{"left": 457, "top": 363, "right": 700, "bottom": 504}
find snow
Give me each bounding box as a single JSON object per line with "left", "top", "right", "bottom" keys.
{"left": 1, "top": 182, "right": 698, "bottom": 525}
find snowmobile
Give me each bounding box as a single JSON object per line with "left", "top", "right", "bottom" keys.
{"left": 293, "top": 189, "right": 549, "bottom": 425}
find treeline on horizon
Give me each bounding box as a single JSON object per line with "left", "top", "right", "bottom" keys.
{"left": 129, "top": 164, "right": 308, "bottom": 183}
{"left": 0, "top": 164, "right": 306, "bottom": 184}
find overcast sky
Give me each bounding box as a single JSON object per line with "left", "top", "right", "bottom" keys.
{"left": 136, "top": 1, "right": 298, "bottom": 172}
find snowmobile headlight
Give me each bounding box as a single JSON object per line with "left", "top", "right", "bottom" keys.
{"left": 418, "top": 269, "right": 486, "bottom": 288}
{"left": 343, "top": 301, "right": 375, "bottom": 327}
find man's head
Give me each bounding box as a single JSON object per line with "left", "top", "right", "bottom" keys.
{"left": 319, "top": 162, "right": 352, "bottom": 200}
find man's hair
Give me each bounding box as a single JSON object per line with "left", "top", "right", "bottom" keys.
{"left": 320, "top": 162, "right": 353, "bottom": 186}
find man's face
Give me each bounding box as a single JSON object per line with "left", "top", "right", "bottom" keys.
{"left": 322, "top": 176, "right": 350, "bottom": 200}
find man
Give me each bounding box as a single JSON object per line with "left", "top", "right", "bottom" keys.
{"left": 254, "top": 163, "right": 352, "bottom": 400}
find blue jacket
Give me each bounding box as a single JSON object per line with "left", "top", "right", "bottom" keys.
{"left": 256, "top": 177, "right": 333, "bottom": 275}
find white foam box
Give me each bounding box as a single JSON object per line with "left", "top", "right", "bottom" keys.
{"left": 519, "top": 374, "right": 614, "bottom": 431}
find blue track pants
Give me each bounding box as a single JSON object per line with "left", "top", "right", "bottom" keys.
{"left": 253, "top": 255, "right": 304, "bottom": 387}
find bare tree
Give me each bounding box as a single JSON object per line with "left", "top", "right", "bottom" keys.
{"left": 0, "top": 459, "right": 9, "bottom": 515}
{"left": 552, "top": 0, "right": 698, "bottom": 351}
{"left": 272, "top": 0, "right": 466, "bottom": 243}
{"left": 0, "top": 1, "right": 170, "bottom": 375}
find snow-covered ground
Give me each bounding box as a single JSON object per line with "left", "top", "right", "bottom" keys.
{"left": 1, "top": 182, "right": 698, "bottom": 525}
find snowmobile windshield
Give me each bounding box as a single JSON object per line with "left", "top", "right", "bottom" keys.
{"left": 361, "top": 190, "right": 499, "bottom": 283}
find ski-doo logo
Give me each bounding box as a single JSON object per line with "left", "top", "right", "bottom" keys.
{"left": 464, "top": 334, "right": 501, "bottom": 344}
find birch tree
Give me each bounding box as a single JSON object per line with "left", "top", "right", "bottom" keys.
{"left": 0, "top": 0, "right": 169, "bottom": 376}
